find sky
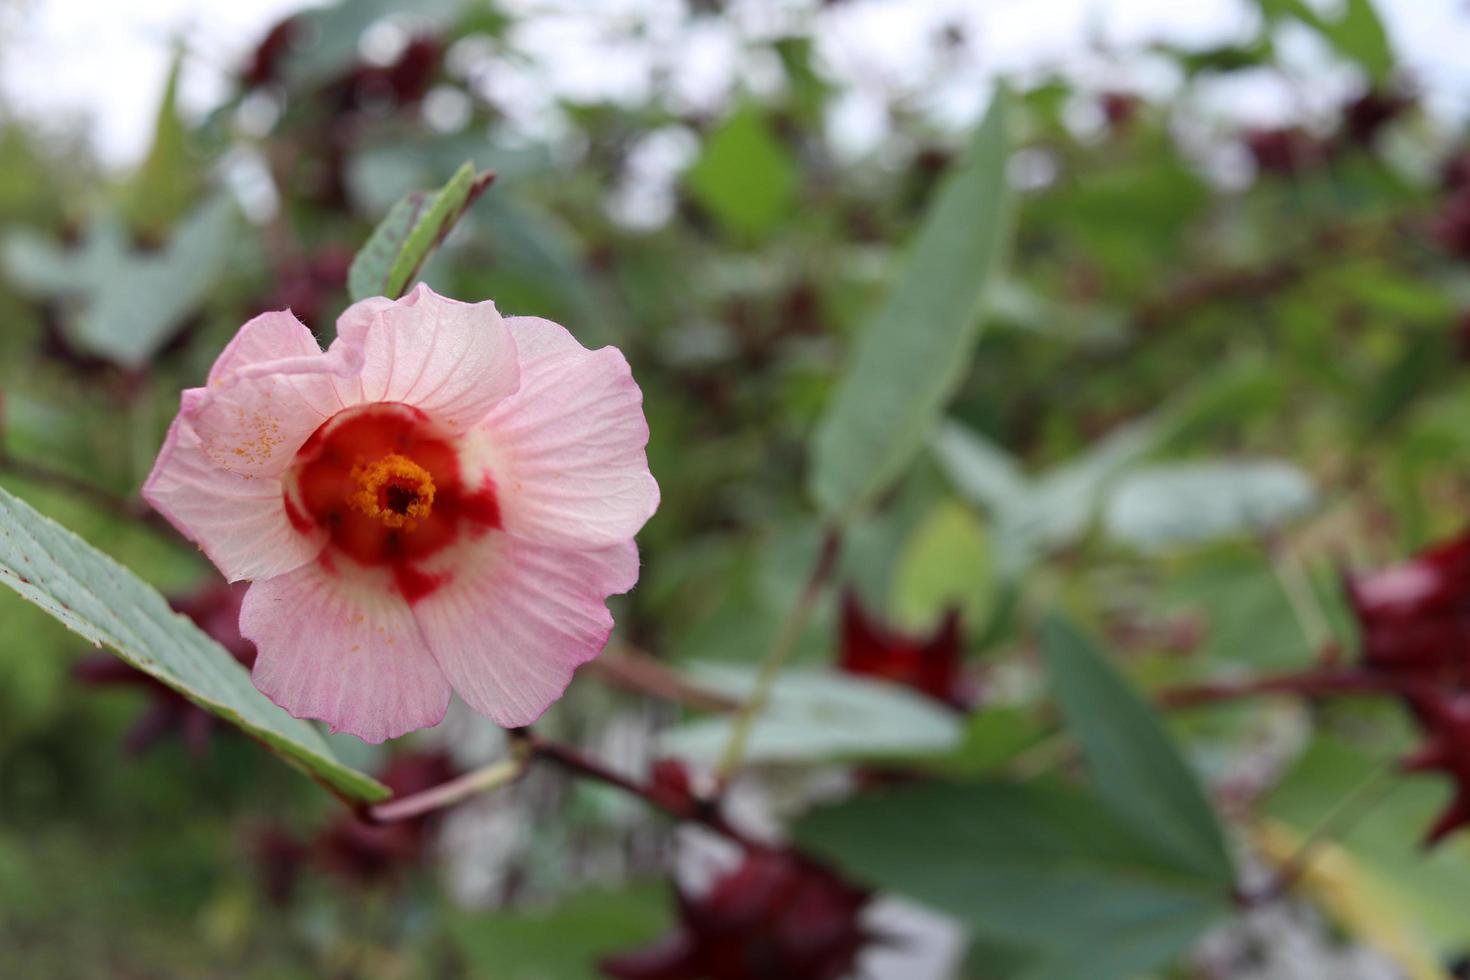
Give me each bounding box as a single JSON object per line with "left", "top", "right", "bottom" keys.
{"left": 1, "top": 0, "right": 1469, "bottom": 170}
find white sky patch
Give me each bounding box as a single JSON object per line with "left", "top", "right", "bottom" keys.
{"left": 0, "top": 0, "right": 1468, "bottom": 170}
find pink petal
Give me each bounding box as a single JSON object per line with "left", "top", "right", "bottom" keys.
{"left": 143, "top": 413, "right": 325, "bottom": 582}
{"left": 187, "top": 314, "right": 361, "bottom": 478}
{"left": 480, "top": 316, "right": 659, "bottom": 549}
{"left": 330, "top": 283, "right": 520, "bottom": 433}
{"left": 412, "top": 535, "right": 640, "bottom": 727}
{"left": 242, "top": 561, "right": 452, "bottom": 743}
{"left": 208, "top": 309, "right": 328, "bottom": 385}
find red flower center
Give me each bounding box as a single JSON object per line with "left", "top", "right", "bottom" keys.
{"left": 285, "top": 403, "right": 500, "bottom": 600}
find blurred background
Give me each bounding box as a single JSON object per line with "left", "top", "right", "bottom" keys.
{"left": 6, "top": 0, "right": 1470, "bottom": 977}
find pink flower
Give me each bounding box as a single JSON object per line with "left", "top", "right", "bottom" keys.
{"left": 143, "top": 285, "right": 658, "bottom": 742}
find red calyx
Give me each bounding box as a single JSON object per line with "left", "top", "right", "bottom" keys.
{"left": 1345, "top": 530, "right": 1470, "bottom": 687}
{"left": 1245, "top": 127, "right": 1327, "bottom": 177}
{"left": 838, "top": 589, "right": 971, "bottom": 710}
{"left": 315, "top": 750, "right": 460, "bottom": 883}
{"left": 601, "top": 848, "right": 873, "bottom": 980}
{"left": 1346, "top": 527, "right": 1470, "bottom": 844}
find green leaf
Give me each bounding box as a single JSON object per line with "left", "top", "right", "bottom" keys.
{"left": 1256, "top": 0, "right": 1392, "bottom": 82}
{"left": 347, "top": 161, "right": 493, "bottom": 302}
{"left": 684, "top": 103, "right": 797, "bottom": 242}
{"left": 933, "top": 411, "right": 1164, "bottom": 572}
{"left": 1265, "top": 734, "right": 1470, "bottom": 958}
{"left": 1104, "top": 460, "right": 1317, "bottom": 552}
{"left": 122, "top": 46, "right": 203, "bottom": 237}
{"left": 0, "top": 486, "right": 388, "bottom": 802}
{"left": 797, "top": 780, "right": 1231, "bottom": 980}
{"left": 659, "top": 664, "right": 963, "bottom": 764}
{"left": 891, "top": 499, "right": 994, "bottom": 631}
{"left": 810, "top": 90, "right": 1013, "bottom": 519}
{"left": 2, "top": 197, "right": 237, "bottom": 369}
{"left": 1041, "top": 616, "right": 1233, "bottom": 883}
{"left": 448, "top": 884, "right": 671, "bottom": 980}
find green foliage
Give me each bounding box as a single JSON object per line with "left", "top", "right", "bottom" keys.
{"left": 660, "top": 663, "right": 963, "bottom": 763}
{"left": 448, "top": 885, "right": 671, "bottom": 979}
{"left": 797, "top": 780, "right": 1232, "bottom": 980}
{"left": 890, "top": 498, "right": 994, "bottom": 631}
{"left": 348, "top": 161, "right": 494, "bottom": 301}
{"left": 1104, "top": 460, "right": 1317, "bottom": 551}
{"left": 122, "top": 47, "right": 205, "bottom": 238}
{"left": 685, "top": 104, "right": 797, "bottom": 242}
{"left": 0, "top": 486, "right": 387, "bottom": 801}
{"left": 810, "top": 90, "right": 1014, "bottom": 519}
{"left": 2, "top": 197, "right": 238, "bottom": 368}
{"left": 1041, "top": 616, "right": 1234, "bottom": 884}
{"left": 1256, "top": 0, "right": 1394, "bottom": 83}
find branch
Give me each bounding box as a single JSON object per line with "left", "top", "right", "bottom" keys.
{"left": 361, "top": 727, "right": 760, "bottom": 849}
{"left": 586, "top": 643, "right": 739, "bottom": 712}
{"left": 1158, "top": 668, "right": 1421, "bottom": 710}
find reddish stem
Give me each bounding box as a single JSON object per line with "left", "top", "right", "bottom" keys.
{"left": 509, "top": 727, "right": 761, "bottom": 849}
{"left": 1158, "top": 668, "right": 1424, "bottom": 709}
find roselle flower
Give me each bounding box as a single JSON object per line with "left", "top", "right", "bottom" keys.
{"left": 838, "top": 590, "right": 971, "bottom": 709}
{"left": 1345, "top": 529, "right": 1470, "bottom": 686}
{"left": 73, "top": 581, "right": 255, "bottom": 755}
{"left": 602, "top": 848, "right": 873, "bottom": 980}
{"left": 143, "top": 285, "right": 659, "bottom": 742}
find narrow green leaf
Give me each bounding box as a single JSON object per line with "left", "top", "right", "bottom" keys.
{"left": 0, "top": 486, "right": 388, "bottom": 802}
{"left": 810, "top": 90, "right": 1014, "bottom": 519}
{"left": 122, "top": 46, "right": 204, "bottom": 237}
{"left": 1041, "top": 616, "right": 1233, "bottom": 883}
{"left": 796, "top": 780, "right": 1230, "bottom": 980}
{"left": 347, "top": 161, "right": 494, "bottom": 302}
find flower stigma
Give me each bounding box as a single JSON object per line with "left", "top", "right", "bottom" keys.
{"left": 348, "top": 453, "right": 436, "bottom": 530}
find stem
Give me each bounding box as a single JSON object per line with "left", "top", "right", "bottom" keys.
{"left": 361, "top": 727, "right": 760, "bottom": 849}
{"left": 587, "top": 643, "right": 739, "bottom": 712}
{"left": 714, "top": 527, "right": 842, "bottom": 783}
{"left": 1157, "top": 668, "right": 1420, "bottom": 710}
{"left": 368, "top": 748, "right": 531, "bottom": 823}
{"left": 510, "top": 728, "right": 759, "bottom": 848}
{"left": 1266, "top": 532, "right": 1334, "bottom": 654}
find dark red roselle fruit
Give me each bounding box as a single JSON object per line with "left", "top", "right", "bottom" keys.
{"left": 1345, "top": 529, "right": 1470, "bottom": 687}
{"left": 602, "top": 848, "right": 873, "bottom": 980}
{"left": 249, "top": 750, "right": 459, "bottom": 901}
{"left": 838, "top": 589, "right": 972, "bottom": 710}
{"left": 1346, "top": 528, "right": 1470, "bottom": 843}
{"left": 1340, "top": 87, "right": 1412, "bottom": 148}
{"left": 314, "top": 750, "right": 460, "bottom": 883}
{"left": 1244, "top": 127, "right": 1327, "bottom": 177}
